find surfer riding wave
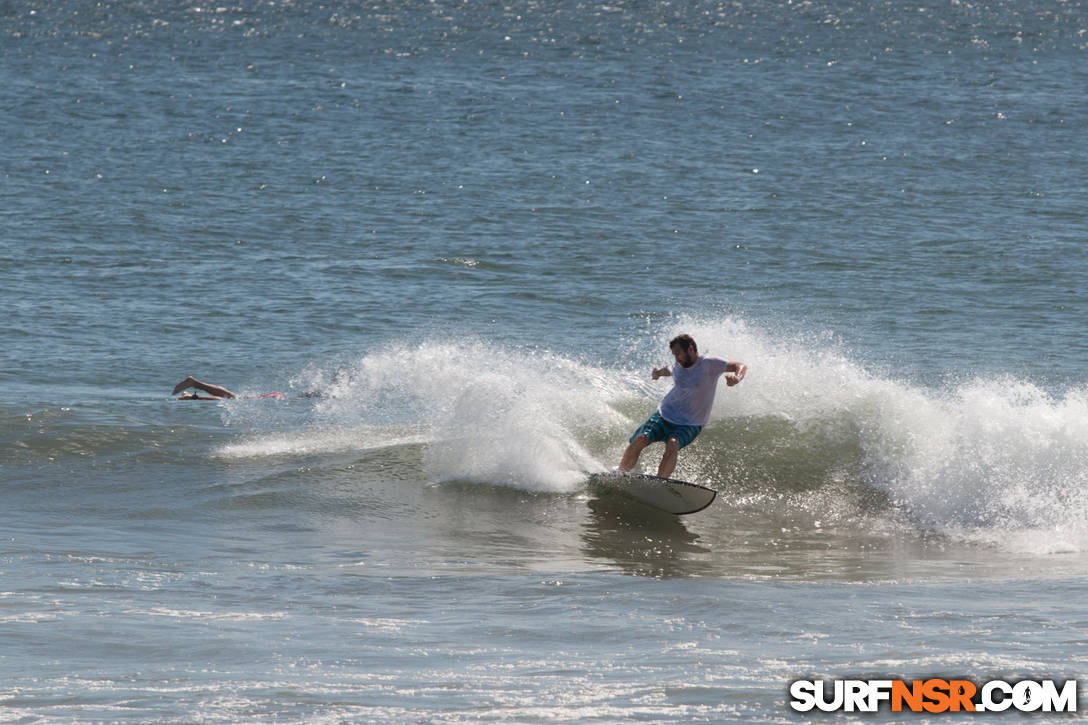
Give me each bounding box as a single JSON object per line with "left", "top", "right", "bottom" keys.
{"left": 617, "top": 334, "right": 746, "bottom": 478}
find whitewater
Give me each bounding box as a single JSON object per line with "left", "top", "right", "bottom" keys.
{"left": 212, "top": 317, "right": 1088, "bottom": 559}
{"left": 5, "top": 0, "right": 1088, "bottom": 719}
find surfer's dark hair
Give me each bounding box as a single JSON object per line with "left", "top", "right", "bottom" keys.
{"left": 669, "top": 334, "right": 697, "bottom": 354}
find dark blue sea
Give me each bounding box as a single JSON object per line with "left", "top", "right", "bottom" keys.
{"left": 3, "top": 1, "right": 1088, "bottom": 721}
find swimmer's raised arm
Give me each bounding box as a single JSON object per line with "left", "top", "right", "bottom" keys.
{"left": 173, "top": 376, "right": 236, "bottom": 400}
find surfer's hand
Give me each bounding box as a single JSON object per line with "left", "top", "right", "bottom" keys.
{"left": 725, "top": 362, "right": 747, "bottom": 386}
{"left": 652, "top": 366, "right": 671, "bottom": 380}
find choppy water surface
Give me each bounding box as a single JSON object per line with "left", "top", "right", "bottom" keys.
{"left": 3, "top": 0, "right": 1088, "bottom": 721}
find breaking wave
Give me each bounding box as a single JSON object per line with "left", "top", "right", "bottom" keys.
{"left": 217, "top": 318, "right": 1088, "bottom": 554}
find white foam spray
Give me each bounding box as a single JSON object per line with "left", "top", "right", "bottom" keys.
{"left": 670, "top": 315, "right": 1088, "bottom": 553}
{"left": 294, "top": 340, "right": 633, "bottom": 491}
{"left": 217, "top": 318, "right": 1088, "bottom": 553}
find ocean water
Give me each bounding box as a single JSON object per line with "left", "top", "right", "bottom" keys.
{"left": 3, "top": 0, "right": 1088, "bottom": 721}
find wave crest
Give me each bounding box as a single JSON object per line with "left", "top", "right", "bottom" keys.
{"left": 219, "top": 320, "right": 1088, "bottom": 552}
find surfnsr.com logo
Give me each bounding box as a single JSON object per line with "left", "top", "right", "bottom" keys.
{"left": 789, "top": 679, "right": 1078, "bottom": 713}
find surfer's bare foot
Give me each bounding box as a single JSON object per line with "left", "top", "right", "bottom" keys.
{"left": 172, "top": 376, "right": 198, "bottom": 395}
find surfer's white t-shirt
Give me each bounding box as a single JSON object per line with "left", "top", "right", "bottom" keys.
{"left": 658, "top": 356, "right": 731, "bottom": 427}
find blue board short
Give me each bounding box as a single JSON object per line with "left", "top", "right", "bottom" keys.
{"left": 630, "top": 412, "right": 702, "bottom": 449}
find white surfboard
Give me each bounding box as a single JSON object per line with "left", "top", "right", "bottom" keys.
{"left": 587, "top": 471, "right": 717, "bottom": 515}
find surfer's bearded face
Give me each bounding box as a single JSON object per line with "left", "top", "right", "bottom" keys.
{"left": 670, "top": 343, "right": 697, "bottom": 368}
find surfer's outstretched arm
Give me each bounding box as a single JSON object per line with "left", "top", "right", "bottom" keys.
{"left": 172, "top": 376, "right": 236, "bottom": 399}
{"left": 724, "top": 361, "right": 747, "bottom": 386}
